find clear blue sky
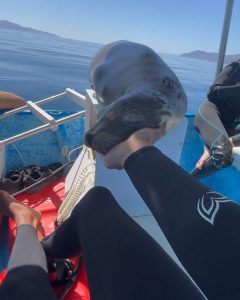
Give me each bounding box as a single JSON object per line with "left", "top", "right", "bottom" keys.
{"left": 0, "top": 0, "right": 239, "bottom": 54}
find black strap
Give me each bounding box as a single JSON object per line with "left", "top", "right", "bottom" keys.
{"left": 47, "top": 256, "right": 83, "bottom": 300}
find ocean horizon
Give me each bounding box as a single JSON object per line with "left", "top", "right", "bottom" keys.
{"left": 0, "top": 27, "right": 217, "bottom": 112}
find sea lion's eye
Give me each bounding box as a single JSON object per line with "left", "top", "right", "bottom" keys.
{"left": 163, "top": 77, "right": 174, "bottom": 89}
{"left": 174, "top": 80, "right": 180, "bottom": 88}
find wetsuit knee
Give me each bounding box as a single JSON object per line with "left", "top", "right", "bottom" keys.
{"left": 191, "top": 136, "right": 233, "bottom": 178}
{"left": 72, "top": 186, "right": 117, "bottom": 218}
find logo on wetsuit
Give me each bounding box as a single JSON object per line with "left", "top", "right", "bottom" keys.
{"left": 197, "top": 191, "right": 233, "bottom": 225}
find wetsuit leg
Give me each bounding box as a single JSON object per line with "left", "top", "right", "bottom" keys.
{"left": 192, "top": 100, "right": 232, "bottom": 178}
{"left": 1, "top": 225, "right": 56, "bottom": 300}
{"left": 125, "top": 146, "right": 240, "bottom": 300}
{"left": 42, "top": 186, "right": 205, "bottom": 300}
{"left": 7, "top": 225, "right": 47, "bottom": 272}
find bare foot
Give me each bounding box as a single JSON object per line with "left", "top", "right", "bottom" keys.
{"left": 196, "top": 146, "right": 211, "bottom": 169}
{"left": 0, "top": 91, "right": 25, "bottom": 110}
{"left": 0, "top": 190, "right": 44, "bottom": 238}
{"left": 102, "top": 127, "right": 165, "bottom": 169}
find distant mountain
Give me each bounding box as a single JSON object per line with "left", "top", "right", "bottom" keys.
{"left": 180, "top": 50, "right": 240, "bottom": 64}
{"left": 0, "top": 20, "right": 59, "bottom": 38}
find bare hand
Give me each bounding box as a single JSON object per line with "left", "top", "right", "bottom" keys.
{"left": 101, "top": 141, "right": 131, "bottom": 170}
{"left": 101, "top": 128, "right": 165, "bottom": 169}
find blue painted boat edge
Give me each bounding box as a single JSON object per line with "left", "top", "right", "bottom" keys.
{"left": 1, "top": 110, "right": 85, "bottom": 172}
{"left": 185, "top": 112, "right": 195, "bottom": 117}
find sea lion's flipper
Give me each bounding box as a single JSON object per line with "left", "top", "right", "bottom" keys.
{"left": 84, "top": 89, "right": 185, "bottom": 154}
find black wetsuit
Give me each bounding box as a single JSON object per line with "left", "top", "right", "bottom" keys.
{"left": 0, "top": 185, "right": 205, "bottom": 300}
{"left": 2, "top": 147, "right": 240, "bottom": 299}
{"left": 192, "top": 60, "right": 240, "bottom": 178}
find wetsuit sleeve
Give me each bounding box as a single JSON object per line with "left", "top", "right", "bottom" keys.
{"left": 208, "top": 84, "right": 240, "bottom": 108}
{"left": 208, "top": 60, "right": 240, "bottom": 110}
{"left": 125, "top": 146, "right": 240, "bottom": 299}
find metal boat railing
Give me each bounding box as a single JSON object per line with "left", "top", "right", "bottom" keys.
{"left": 215, "top": 0, "right": 234, "bottom": 76}
{"left": 0, "top": 88, "right": 91, "bottom": 177}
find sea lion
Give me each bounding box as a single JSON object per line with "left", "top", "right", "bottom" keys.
{"left": 0, "top": 92, "right": 25, "bottom": 110}
{"left": 84, "top": 40, "right": 187, "bottom": 154}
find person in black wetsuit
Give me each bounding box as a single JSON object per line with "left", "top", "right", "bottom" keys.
{"left": 191, "top": 60, "right": 240, "bottom": 178}
{"left": 0, "top": 183, "right": 205, "bottom": 300}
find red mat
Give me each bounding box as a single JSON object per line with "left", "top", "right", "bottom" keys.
{"left": 0, "top": 178, "right": 90, "bottom": 300}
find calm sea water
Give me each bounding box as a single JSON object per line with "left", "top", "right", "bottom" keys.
{"left": 0, "top": 28, "right": 217, "bottom": 112}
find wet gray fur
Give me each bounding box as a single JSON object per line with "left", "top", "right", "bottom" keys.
{"left": 85, "top": 40, "right": 187, "bottom": 154}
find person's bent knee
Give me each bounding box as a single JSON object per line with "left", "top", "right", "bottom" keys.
{"left": 207, "top": 84, "right": 219, "bottom": 102}
{"left": 211, "top": 135, "right": 233, "bottom": 168}
{"left": 72, "top": 186, "right": 116, "bottom": 215}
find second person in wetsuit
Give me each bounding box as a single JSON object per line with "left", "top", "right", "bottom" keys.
{"left": 192, "top": 59, "right": 240, "bottom": 178}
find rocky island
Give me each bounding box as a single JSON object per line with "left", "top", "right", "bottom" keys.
{"left": 180, "top": 50, "right": 240, "bottom": 64}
